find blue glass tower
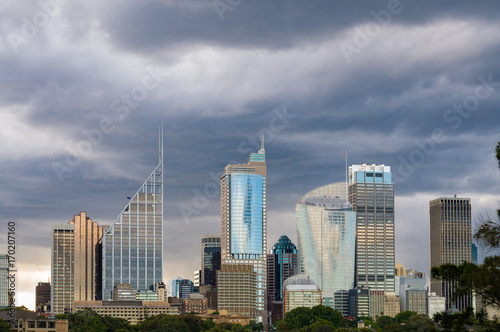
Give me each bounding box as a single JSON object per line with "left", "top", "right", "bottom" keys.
{"left": 220, "top": 136, "right": 267, "bottom": 319}
{"left": 101, "top": 133, "right": 163, "bottom": 301}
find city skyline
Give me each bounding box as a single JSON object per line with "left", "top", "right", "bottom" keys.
{"left": 1, "top": 1, "right": 500, "bottom": 310}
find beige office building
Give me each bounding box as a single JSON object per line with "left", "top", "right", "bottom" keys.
{"left": 384, "top": 292, "right": 400, "bottom": 317}
{"left": 71, "top": 212, "right": 106, "bottom": 302}
{"left": 51, "top": 223, "right": 74, "bottom": 315}
{"left": 217, "top": 264, "right": 257, "bottom": 318}
{"left": 73, "top": 301, "right": 179, "bottom": 324}
{"left": 51, "top": 212, "right": 106, "bottom": 315}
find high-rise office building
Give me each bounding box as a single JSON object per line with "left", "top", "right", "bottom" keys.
{"left": 430, "top": 196, "right": 473, "bottom": 311}
{"left": 217, "top": 264, "right": 257, "bottom": 317}
{"left": 35, "top": 282, "right": 51, "bottom": 313}
{"left": 220, "top": 137, "right": 267, "bottom": 319}
{"left": 71, "top": 212, "right": 105, "bottom": 302}
{"left": 0, "top": 255, "right": 8, "bottom": 308}
{"left": 296, "top": 193, "right": 356, "bottom": 293}
{"left": 348, "top": 164, "right": 395, "bottom": 292}
{"left": 51, "top": 212, "right": 105, "bottom": 314}
{"left": 269, "top": 234, "right": 298, "bottom": 302}
{"left": 101, "top": 139, "right": 163, "bottom": 301}
{"left": 201, "top": 236, "right": 221, "bottom": 286}
{"left": 51, "top": 223, "right": 74, "bottom": 314}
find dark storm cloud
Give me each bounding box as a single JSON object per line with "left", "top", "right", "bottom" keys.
{"left": 95, "top": 0, "right": 500, "bottom": 52}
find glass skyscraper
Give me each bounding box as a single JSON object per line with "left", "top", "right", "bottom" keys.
{"left": 220, "top": 136, "right": 267, "bottom": 319}
{"left": 348, "top": 164, "right": 395, "bottom": 292}
{"left": 296, "top": 192, "right": 356, "bottom": 293}
{"left": 101, "top": 141, "right": 163, "bottom": 301}
{"left": 270, "top": 234, "right": 298, "bottom": 302}
{"left": 201, "top": 236, "right": 221, "bottom": 286}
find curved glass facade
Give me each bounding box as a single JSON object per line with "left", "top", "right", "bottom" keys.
{"left": 230, "top": 173, "right": 264, "bottom": 257}
{"left": 296, "top": 195, "right": 356, "bottom": 293}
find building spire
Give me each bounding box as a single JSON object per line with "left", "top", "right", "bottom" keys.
{"left": 159, "top": 123, "right": 164, "bottom": 164}
{"left": 258, "top": 134, "right": 265, "bottom": 154}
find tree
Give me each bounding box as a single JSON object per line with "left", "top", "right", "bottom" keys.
{"left": 394, "top": 311, "right": 417, "bottom": 323}
{"left": 404, "top": 315, "right": 438, "bottom": 332}
{"left": 375, "top": 315, "right": 394, "bottom": 329}
{"left": 0, "top": 319, "right": 12, "bottom": 332}
{"left": 283, "top": 307, "right": 315, "bottom": 330}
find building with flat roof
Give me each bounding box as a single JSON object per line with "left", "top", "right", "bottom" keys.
{"left": 283, "top": 275, "right": 322, "bottom": 314}
{"left": 73, "top": 301, "right": 179, "bottom": 325}
{"left": 349, "top": 287, "right": 370, "bottom": 318}
{"left": 35, "top": 282, "right": 51, "bottom": 314}
{"left": 428, "top": 292, "right": 446, "bottom": 318}
{"left": 51, "top": 223, "right": 75, "bottom": 314}
{"left": 217, "top": 264, "right": 257, "bottom": 318}
{"left": 399, "top": 277, "right": 427, "bottom": 315}
{"left": 430, "top": 196, "right": 472, "bottom": 311}
{"left": 349, "top": 164, "right": 395, "bottom": 293}
{"left": 384, "top": 292, "right": 400, "bottom": 318}
{"left": 201, "top": 236, "right": 221, "bottom": 286}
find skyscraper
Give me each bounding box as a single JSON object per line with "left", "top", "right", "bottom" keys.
{"left": 220, "top": 136, "right": 266, "bottom": 319}
{"left": 101, "top": 137, "right": 163, "bottom": 301}
{"left": 296, "top": 192, "right": 356, "bottom": 293}
{"left": 0, "top": 255, "right": 8, "bottom": 308}
{"left": 201, "top": 236, "right": 221, "bottom": 286}
{"left": 71, "top": 212, "right": 105, "bottom": 302}
{"left": 51, "top": 212, "right": 105, "bottom": 314}
{"left": 269, "top": 234, "right": 298, "bottom": 302}
{"left": 51, "top": 223, "right": 74, "bottom": 314}
{"left": 348, "top": 164, "right": 395, "bottom": 292}
{"left": 430, "top": 196, "right": 473, "bottom": 311}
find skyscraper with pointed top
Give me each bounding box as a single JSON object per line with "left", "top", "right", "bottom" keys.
{"left": 101, "top": 130, "right": 164, "bottom": 300}
{"left": 219, "top": 135, "right": 267, "bottom": 320}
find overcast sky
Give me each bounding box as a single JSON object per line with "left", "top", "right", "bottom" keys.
{"left": 1, "top": 0, "right": 500, "bottom": 310}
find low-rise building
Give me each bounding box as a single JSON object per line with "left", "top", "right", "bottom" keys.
{"left": 349, "top": 288, "right": 370, "bottom": 318}
{"left": 73, "top": 301, "right": 179, "bottom": 324}
{"left": 283, "top": 275, "right": 322, "bottom": 314}
{"left": 400, "top": 278, "right": 427, "bottom": 315}
{"left": 384, "top": 292, "right": 400, "bottom": 318}
{"left": 183, "top": 293, "right": 207, "bottom": 315}
{"left": 428, "top": 292, "right": 446, "bottom": 318}
{"left": 15, "top": 319, "right": 68, "bottom": 332}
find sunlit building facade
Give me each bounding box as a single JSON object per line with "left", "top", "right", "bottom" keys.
{"left": 220, "top": 137, "right": 267, "bottom": 319}
{"left": 51, "top": 223, "right": 75, "bottom": 314}
{"left": 102, "top": 142, "right": 163, "bottom": 301}
{"left": 297, "top": 192, "right": 356, "bottom": 294}
{"left": 348, "top": 164, "right": 395, "bottom": 292}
